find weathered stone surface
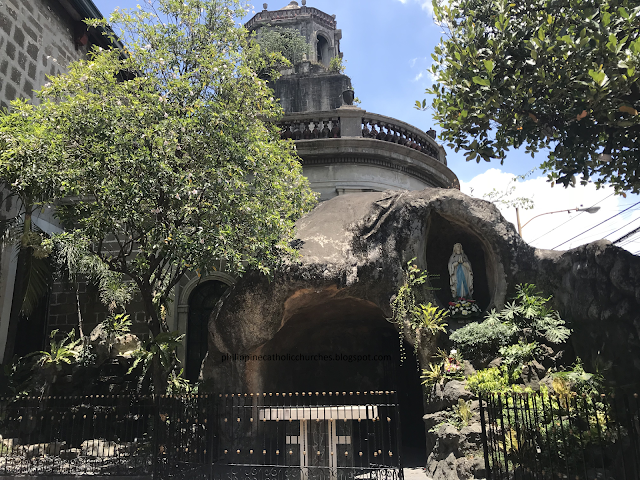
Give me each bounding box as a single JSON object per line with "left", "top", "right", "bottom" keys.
{"left": 110, "top": 334, "right": 141, "bottom": 359}
{"left": 203, "top": 187, "right": 640, "bottom": 478}
{"left": 81, "top": 439, "right": 119, "bottom": 458}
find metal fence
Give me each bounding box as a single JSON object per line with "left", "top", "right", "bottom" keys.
{"left": 0, "top": 391, "right": 403, "bottom": 480}
{"left": 479, "top": 391, "right": 640, "bottom": 480}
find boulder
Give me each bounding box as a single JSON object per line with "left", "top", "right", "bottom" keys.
{"left": 110, "top": 333, "right": 141, "bottom": 358}
{"left": 81, "top": 439, "right": 119, "bottom": 457}
{"left": 89, "top": 323, "right": 112, "bottom": 362}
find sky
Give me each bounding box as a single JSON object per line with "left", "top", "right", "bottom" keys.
{"left": 92, "top": 0, "right": 640, "bottom": 254}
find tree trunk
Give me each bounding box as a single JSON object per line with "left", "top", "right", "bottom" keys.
{"left": 140, "top": 286, "right": 166, "bottom": 394}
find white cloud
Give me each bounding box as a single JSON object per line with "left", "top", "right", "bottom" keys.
{"left": 460, "top": 168, "right": 640, "bottom": 254}
{"left": 394, "top": 0, "right": 434, "bottom": 17}
{"left": 413, "top": 72, "right": 424, "bottom": 81}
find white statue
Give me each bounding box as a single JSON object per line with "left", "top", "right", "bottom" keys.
{"left": 448, "top": 243, "right": 474, "bottom": 299}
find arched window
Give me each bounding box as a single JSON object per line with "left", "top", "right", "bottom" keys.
{"left": 186, "top": 280, "right": 229, "bottom": 381}
{"left": 316, "top": 34, "right": 330, "bottom": 67}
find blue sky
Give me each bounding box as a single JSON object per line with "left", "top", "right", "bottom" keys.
{"left": 91, "top": 0, "right": 640, "bottom": 253}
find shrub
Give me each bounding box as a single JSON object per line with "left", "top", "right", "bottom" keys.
{"left": 451, "top": 284, "right": 570, "bottom": 362}
{"left": 499, "top": 341, "right": 538, "bottom": 372}
{"left": 552, "top": 360, "right": 604, "bottom": 396}
{"left": 329, "top": 56, "right": 345, "bottom": 73}
{"left": 450, "top": 318, "right": 514, "bottom": 360}
{"left": 466, "top": 366, "right": 513, "bottom": 395}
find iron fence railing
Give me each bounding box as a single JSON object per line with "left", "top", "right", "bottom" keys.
{"left": 0, "top": 391, "right": 402, "bottom": 480}
{"left": 479, "top": 391, "right": 640, "bottom": 480}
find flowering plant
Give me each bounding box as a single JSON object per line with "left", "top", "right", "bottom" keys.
{"left": 448, "top": 298, "right": 481, "bottom": 318}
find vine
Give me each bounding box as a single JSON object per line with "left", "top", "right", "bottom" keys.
{"left": 390, "top": 259, "right": 448, "bottom": 364}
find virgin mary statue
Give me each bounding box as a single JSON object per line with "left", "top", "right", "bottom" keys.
{"left": 448, "top": 243, "right": 474, "bottom": 299}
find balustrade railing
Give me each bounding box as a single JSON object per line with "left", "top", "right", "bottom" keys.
{"left": 279, "top": 117, "right": 341, "bottom": 140}
{"left": 277, "top": 112, "right": 443, "bottom": 163}
{"left": 361, "top": 117, "right": 440, "bottom": 159}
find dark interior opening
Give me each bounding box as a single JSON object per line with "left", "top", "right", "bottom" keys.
{"left": 257, "top": 298, "right": 426, "bottom": 461}
{"left": 426, "top": 212, "right": 491, "bottom": 311}
{"left": 316, "top": 35, "right": 330, "bottom": 67}
{"left": 187, "top": 280, "right": 228, "bottom": 381}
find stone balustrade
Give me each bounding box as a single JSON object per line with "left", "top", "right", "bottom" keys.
{"left": 361, "top": 115, "right": 440, "bottom": 159}
{"left": 279, "top": 116, "right": 341, "bottom": 140}
{"left": 277, "top": 109, "right": 445, "bottom": 164}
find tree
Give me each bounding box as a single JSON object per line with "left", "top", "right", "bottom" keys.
{"left": 0, "top": 0, "right": 317, "bottom": 389}
{"left": 425, "top": 0, "right": 640, "bottom": 193}
{"left": 256, "top": 26, "right": 309, "bottom": 70}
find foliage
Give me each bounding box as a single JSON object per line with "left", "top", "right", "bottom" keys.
{"left": 421, "top": 349, "right": 464, "bottom": 387}
{"left": 421, "top": 362, "right": 445, "bottom": 386}
{"left": 466, "top": 365, "right": 520, "bottom": 395}
{"left": 167, "top": 369, "right": 199, "bottom": 395}
{"left": 50, "top": 233, "right": 134, "bottom": 312}
{"left": 493, "top": 284, "right": 571, "bottom": 344}
{"left": 451, "top": 284, "right": 569, "bottom": 361}
{"left": 329, "top": 56, "right": 346, "bottom": 73}
{"left": 256, "top": 26, "right": 309, "bottom": 71}
{"left": 477, "top": 170, "right": 535, "bottom": 211}
{"left": 0, "top": 0, "right": 317, "bottom": 379}
{"left": 2, "top": 356, "right": 36, "bottom": 397}
{"left": 425, "top": 0, "right": 640, "bottom": 194}
{"left": 552, "top": 360, "right": 604, "bottom": 395}
{"left": 101, "top": 313, "right": 132, "bottom": 338}
{"left": 128, "top": 332, "right": 185, "bottom": 393}
{"left": 449, "top": 317, "right": 515, "bottom": 360}
{"left": 33, "top": 330, "right": 80, "bottom": 370}
{"left": 499, "top": 341, "right": 538, "bottom": 372}
{"left": 453, "top": 398, "right": 473, "bottom": 428}
{"left": 390, "top": 260, "right": 445, "bottom": 362}
{"left": 412, "top": 303, "right": 449, "bottom": 334}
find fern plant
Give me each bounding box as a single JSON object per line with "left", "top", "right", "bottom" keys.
{"left": 34, "top": 329, "right": 80, "bottom": 370}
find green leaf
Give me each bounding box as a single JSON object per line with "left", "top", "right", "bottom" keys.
{"left": 483, "top": 60, "right": 494, "bottom": 73}
{"left": 472, "top": 76, "right": 490, "bottom": 86}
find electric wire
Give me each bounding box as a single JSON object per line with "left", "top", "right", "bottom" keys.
{"left": 576, "top": 215, "right": 640, "bottom": 244}
{"left": 553, "top": 200, "right": 640, "bottom": 249}
{"left": 618, "top": 233, "right": 640, "bottom": 248}
{"left": 529, "top": 193, "right": 614, "bottom": 245}
{"left": 613, "top": 224, "right": 640, "bottom": 245}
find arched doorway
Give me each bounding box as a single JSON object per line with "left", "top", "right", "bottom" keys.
{"left": 254, "top": 298, "right": 426, "bottom": 461}
{"left": 186, "top": 280, "right": 229, "bottom": 381}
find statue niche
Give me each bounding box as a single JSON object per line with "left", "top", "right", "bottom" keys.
{"left": 447, "top": 243, "right": 481, "bottom": 318}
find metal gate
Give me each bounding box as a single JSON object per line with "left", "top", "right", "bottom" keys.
{"left": 157, "top": 391, "right": 403, "bottom": 480}
{"left": 479, "top": 391, "right": 640, "bottom": 480}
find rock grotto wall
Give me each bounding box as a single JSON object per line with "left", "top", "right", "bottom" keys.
{"left": 202, "top": 188, "right": 640, "bottom": 478}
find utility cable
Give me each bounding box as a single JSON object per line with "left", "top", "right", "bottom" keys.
{"left": 529, "top": 193, "right": 614, "bottom": 245}
{"left": 553, "top": 200, "right": 640, "bottom": 249}
{"left": 613, "top": 224, "right": 640, "bottom": 245}
{"left": 578, "top": 215, "right": 640, "bottom": 244}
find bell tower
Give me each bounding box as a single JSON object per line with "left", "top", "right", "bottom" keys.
{"left": 245, "top": 1, "right": 351, "bottom": 113}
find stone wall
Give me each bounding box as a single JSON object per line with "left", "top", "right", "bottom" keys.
{"left": 0, "top": 0, "right": 90, "bottom": 109}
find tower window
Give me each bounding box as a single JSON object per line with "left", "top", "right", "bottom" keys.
{"left": 316, "top": 34, "right": 330, "bottom": 67}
